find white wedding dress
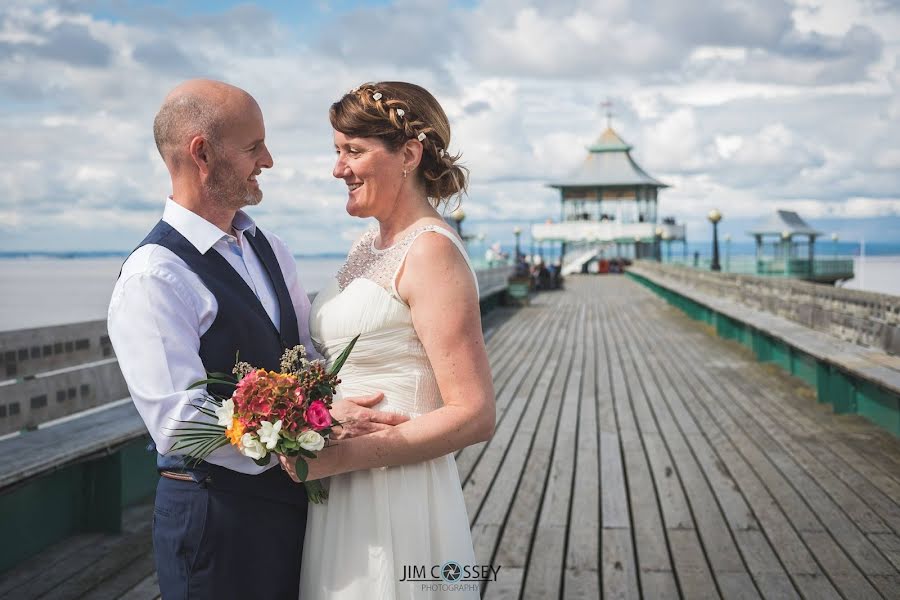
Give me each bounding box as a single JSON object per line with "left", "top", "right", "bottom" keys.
{"left": 300, "top": 225, "right": 479, "bottom": 599}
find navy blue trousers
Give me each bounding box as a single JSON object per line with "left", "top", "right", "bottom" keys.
{"left": 153, "top": 465, "right": 308, "bottom": 599}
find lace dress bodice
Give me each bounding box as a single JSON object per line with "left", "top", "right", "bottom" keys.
{"left": 310, "top": 225, "right": 477, "bottom": 417}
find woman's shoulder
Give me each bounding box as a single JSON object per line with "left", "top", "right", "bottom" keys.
{"left": 403, "top": 221, "right": 472, "bottom": 274}
{"left": 407, "top": 219, "right": 462, "bottom": 247}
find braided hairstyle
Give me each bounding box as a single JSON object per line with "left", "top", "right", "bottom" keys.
{"left": 330, "top": 81, "right": 468, "bottom": 209}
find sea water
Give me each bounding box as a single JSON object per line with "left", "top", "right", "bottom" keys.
{"left": 0, "top": 257, "right": 344, "bottom": 331}
{"left": 1, "top": 252, "right": 898, "bottom": 332}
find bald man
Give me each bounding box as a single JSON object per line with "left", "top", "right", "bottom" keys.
{"left": 108, "top": 80, "right": 402, "bottom": 599}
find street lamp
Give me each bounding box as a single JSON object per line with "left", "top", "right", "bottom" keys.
{"left": 634, "top": 234, "right": 641, "bottom": 260}
{"left": 450, "top": 207, "right": 466, "bottom": 238}
{"left": 513, "top": 226, "right": 522, "bottom": 260}
{"left": 723, "top": 233, "right": 731, "bottom": 272}
{"left": 708, "top": 208, "right": 722, "bottom": 271}
{"left": 655, "top": 226, "right": 664, "bottom": 262}
{"left": 831, "top": 232, "right": 838, "bottom": 258}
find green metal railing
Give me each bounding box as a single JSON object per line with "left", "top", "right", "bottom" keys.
{"left": 663, "top": 255, "right": 854, "bottom": 280}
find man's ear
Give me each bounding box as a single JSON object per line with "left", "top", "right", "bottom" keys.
{"left": 402, "top": 138, "right": 424, "bottom": 173}
{"left": 189, "top": 136, "right": 212, "bottom": 176}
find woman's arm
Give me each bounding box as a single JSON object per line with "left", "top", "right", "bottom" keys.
{"left": 281, "top": 230, "right": 495, "bottom": 481}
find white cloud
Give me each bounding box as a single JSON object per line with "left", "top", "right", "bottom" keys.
{"left": 0, "top": 0, "right": 899, "bottom": 253}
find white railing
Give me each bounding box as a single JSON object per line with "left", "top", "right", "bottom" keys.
{"left": 532, "top": 221, "right": 685, "bottom": 243}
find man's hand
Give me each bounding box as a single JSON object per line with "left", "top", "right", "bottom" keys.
{"left": 330, "top": 392, "right": 408, "bottom": 439}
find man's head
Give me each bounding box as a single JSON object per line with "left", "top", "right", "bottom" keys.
{"left": 153, "top": 79, "right": 273, "bottom": 211}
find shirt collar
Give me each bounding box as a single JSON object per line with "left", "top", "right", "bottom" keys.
{"left": 162, "top": 197, "right": 258, "bottom": 254}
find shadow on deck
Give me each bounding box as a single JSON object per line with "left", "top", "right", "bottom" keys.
{"left": 4, "top": 276, "right": 900, "bottom": 599}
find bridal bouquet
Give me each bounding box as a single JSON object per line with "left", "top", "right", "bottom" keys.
{"left": 166, "top": 336, "right": 358, "bottom": 503}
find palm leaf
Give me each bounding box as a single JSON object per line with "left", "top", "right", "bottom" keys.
{"left": 187, "top": 377, "right": 238, "bottom": 390}
{"left": 328, "top": 334, "right": 360, "bottom": 376}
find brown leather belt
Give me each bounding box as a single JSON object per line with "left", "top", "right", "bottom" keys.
{"left": 160, "top": 470, "right": 194, "bottom": 482}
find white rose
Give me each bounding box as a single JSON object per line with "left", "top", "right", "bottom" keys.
{"left": 214, "top": 399, "right": 234, "bottom": 427}
{"left": 297, "top": 430, "right": 325, "bottom": 452}
{"left": 257, "top": 420, "right": 283, "bottom": 450}
{"left": 239, "top": 433, "right": 267, "bottom": 460}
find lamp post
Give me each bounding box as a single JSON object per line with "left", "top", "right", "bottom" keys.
{"left": 655, "top": 226, "right": 663, "bottom": 262}
{"left": 708, "top": 208, "right": 722, "bottom": 271}
{"left": 662, "top": 232, "right": 672, "bottom": 262}
{"left": 513, "top": 226, "right": 522, "bottom": 260}
{"left": 450, "top": 207, "right": 466, "bottom": 238}
{"left": 634, "top": 235, "right": 641, "bottom": 260}
{"left": 723, "top": 233, "right": 731, "bottom": 272}
{"left": 831, "top": 232, "right": 838, "bottom": 258}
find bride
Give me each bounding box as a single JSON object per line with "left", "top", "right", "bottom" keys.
{"left": 280, "top": 81, "right": 496, "bottom": 599}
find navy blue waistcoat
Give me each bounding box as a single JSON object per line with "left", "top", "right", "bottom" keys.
{"left": 133, "top": 221, "right": 301, "bottom": 472}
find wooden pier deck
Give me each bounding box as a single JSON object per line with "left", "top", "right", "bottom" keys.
{"left": 4, "top": 276, "right": 900, "bottom": 599}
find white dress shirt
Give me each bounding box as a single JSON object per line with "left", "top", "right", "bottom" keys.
{"left": 108, "top": 198, "right": 316, "bottom": 474}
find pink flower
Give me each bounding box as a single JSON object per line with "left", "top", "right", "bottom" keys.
{"left": 293, "top": 388, "right": 306, "bottom": 404}
{"left": 305, "top": 400, "right": 331, "bottom": 430}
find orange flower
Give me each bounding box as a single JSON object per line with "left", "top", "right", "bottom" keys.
{"left": 226, "top": 418, "right": 245, "bottom": 445}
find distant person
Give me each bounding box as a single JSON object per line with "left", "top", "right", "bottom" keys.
{"left": 108, "top": 79, "right": 401, "bottom": 599}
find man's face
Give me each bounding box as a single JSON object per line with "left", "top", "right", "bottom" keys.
{"left": 205, "top": 101, "right": 273, "bottom": 211}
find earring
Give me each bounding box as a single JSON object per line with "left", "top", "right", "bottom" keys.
{"left": 403, "top": 169, "right": 408, "bottom": 178}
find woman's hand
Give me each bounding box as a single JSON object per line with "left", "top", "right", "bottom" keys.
{"left": 279, "top": 450, "right": 339, "bottom": 483}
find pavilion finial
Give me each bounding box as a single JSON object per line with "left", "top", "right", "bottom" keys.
{"left": 600, "top": 97, "right": 614, "bottom": 129}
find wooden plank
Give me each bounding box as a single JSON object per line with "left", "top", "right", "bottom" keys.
{"left": 599, "top": 301, "right": 679, "bottom": 597}
{"left": 564, "top": 303, "right": 600, "bottom": 596}
{"left": 14, "top": 504, "right": 153, "bottom": 599}
{"left": 613, "top": 285, "right": 779, "bottom": 596}
{"left": 628, "top": 284, "right": 896, "bottom": 589}
{"left": 0, "top": 532, "right": 104, "bottom": 598}
{"left": 80, "top": 550, "right": 156, "bottom": 600}
{"left": 455, "top": 300, "right": 552, "bottom": 478}
{"left": 486, "top": 303, "right": 579, "bottom": 598}
{"left": 601, "top": 527, "right": 641, "bottom": 600}
{"left": 461, "top": 303, "right": 562, "bottom": 518}
{"left": 117, "top": 572, "right": 161, "bottom": 600}
{"left": 483, "top": 566, "right": 523, "bottom": 600}
{"left": 524, "top": 304, "right": 586, "bottom": 597}
{"left": 619, "top": 283, "right": 848, "bottom": 598}
{"left": 868, "top": 532, "right": 900, "bottom": 571}
{"left": 469, "top": 302, "right": 572, "bottom": 573}
{"left": 610, "top": 300, "right": 743, "bottom": 596}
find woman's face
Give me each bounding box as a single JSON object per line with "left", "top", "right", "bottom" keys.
{"left": 332, "top": 130, "right": 404, "bottom": 219}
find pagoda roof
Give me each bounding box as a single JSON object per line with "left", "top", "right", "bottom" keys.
{"left": 749, "top": 210, "right": 823, "bottom": 237}
{"left": 548, "top": 127, "right": 668, "bottom": 189}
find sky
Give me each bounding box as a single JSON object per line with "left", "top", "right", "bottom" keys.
{"left": 1, "top": 0, "right": 899, "bottom": 254}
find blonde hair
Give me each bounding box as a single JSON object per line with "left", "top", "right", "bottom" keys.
{"left": 330, "top": 81, "right": 468, "bottom": 208}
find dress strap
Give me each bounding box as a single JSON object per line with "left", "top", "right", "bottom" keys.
{"left": 390, "top": 225, "right": 479, "bottom": 303}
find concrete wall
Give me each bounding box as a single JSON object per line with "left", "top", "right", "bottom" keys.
{"left": 633, "top": 261, "right": 900, "bottom": 356}
{"left": 0, "top": 320, "right": 113, "bottom": 379}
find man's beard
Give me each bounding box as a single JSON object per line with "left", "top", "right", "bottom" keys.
{"left": 205, "top": 162, "right": 262, "bottom": 211}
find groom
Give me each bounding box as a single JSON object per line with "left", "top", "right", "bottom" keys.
{"left": 108, "top": 79, "right": 406, "bottom": 599}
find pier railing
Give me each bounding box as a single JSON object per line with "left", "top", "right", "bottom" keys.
{"left": 664, "top": 255, "right": 854, "bottom": 282}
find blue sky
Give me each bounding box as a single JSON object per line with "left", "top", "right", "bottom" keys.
{"left": 1, "top": 0, "right": 899, "bottom": 253}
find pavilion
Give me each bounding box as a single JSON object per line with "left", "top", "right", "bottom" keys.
{"left": 748, "top": 210, "right": 853, "bottom": 283}
{"left": 531, "top": 122, "right": 686, "bottom": 274}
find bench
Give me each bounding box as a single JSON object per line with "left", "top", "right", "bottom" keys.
{"left": 506, "top": 277, "right": 531, "bottom": 306}
{"left": 0, "top": 400, "right": 156, "bottom": 573}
